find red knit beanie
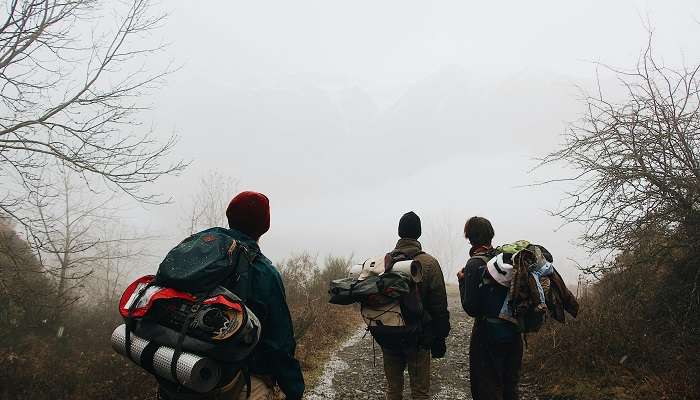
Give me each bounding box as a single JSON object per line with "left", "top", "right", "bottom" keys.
{"left": 225, "top": 191, "right": 270, "bottom": 240}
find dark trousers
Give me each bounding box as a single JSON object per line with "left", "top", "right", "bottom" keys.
{"left": 382, "top": 346, "right": 431, "bottom": 400}
{"left": 469, "top": 321, "right": 523, "bottom": 400}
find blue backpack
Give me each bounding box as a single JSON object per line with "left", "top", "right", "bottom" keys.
{"left": 157, "top": 227, "right": 257, "bottom": 298}
{"left": 123, "top": 228, "right": 260, "bottom": 398}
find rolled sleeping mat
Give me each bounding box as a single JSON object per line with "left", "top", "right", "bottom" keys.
{"left": 111, "top": 324, "right": 221, "bottom": 393}
{"left": 389, "top": 260, "right": 423, "bottom": 282}
{"left": 347, "top": 263, "right": 363, "bottom": 280}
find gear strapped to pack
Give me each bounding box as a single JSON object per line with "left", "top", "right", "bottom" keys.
{"left": 119, "top": 228, "right": 262, "bottom": 399}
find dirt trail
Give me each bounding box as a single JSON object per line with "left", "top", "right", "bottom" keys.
{"left": 305, "top": 287, "right": 539, "bottom": 400}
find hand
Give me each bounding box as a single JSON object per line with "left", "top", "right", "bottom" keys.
{"left": 456, "top": 270, "right": 465, "bottom": 280}
{"left": 431, "top": 338, "right": 446, "bottom": 359}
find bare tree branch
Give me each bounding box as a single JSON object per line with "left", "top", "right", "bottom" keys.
{"left": 0, "top": 0, "right": 187, "bottom": 230}
{"left": 537, "top": 36, "right": 700, "bottom": 275}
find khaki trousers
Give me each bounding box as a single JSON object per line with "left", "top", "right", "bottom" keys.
{"left": 381, "top": 346, "right": 431, "bottom": 400}
{"left": 224, "top": 374, "right": 274, "bottom": 400}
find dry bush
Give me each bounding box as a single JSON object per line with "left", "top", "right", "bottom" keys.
{"left": 530, "top": 36, "right": 700, "bottom": 400}
{"left": 0, "top": 219, "right": 56, "bottom": 342}
{"left": 525, "top": 244, "right": 700, "bottom": 400}
{"left": 0, "top": 248, "right": 361, "bottom": 399}
{"left": 0, "top": 306, "right": 155, "bottom": 400}
{"left": 277, "top": 253, "right": 362, "bottom": 383}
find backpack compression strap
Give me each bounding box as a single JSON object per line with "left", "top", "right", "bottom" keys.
{"left": 125, "top": 281, "right": 157, "bottom": 363}
{"left": 225, "top": 241, "right": 257, "bottom": 398}
{"left": 170, "top": 295, "right": 207, "bottom": 387}
{"left": 226, "top": 241, "right": 258, "bottom": 303}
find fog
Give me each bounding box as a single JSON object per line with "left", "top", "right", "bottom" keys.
{"left": 123, "top": 0, "right": 700, "bottom": 282}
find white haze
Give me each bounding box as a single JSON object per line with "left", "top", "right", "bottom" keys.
{"left": 121, "top": 0, "right": 700, "bottom": 282}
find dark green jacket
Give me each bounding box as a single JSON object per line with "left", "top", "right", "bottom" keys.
{"left": 228, "top": 229, "right": 304, "bottom": 400}
{"left": 393, "top": 238, "right": 451, "bottom": 344}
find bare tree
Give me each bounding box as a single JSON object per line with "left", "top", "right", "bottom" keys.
{"left": 183, "top": 171, "right": 239, "bottom": 234}
{"left": 84, "top": 223, "right": 150, "bottom": 316}
{"left": 0, "top": 0, "right": 186, "bottom": 228}
{"left": 539, "top": 37, "right": 700, "bottom": 275}
{"left": 22, "top": 165, "right": 151, "bottom": 321}
{"left": 425, "top": 211, "right": 467, "bottom": 282}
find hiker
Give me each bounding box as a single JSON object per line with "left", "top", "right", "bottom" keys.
{"left": 220, "top": 191, "right": 304, "bottom": 400}
{"left": 380, "top": 211, "right": 450, "bottom": 400}
{"left": 124, "top": 190, "right": 302, "bottom": 400}
{"left": 457, "top": 216, "right": 521, "bottom": 400}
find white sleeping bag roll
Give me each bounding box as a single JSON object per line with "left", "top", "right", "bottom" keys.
{"left": 389, "top": 260, "right": 423, "bottom": 282}
{"left": 111, "top": 324, "right": 221, "bottom": 393}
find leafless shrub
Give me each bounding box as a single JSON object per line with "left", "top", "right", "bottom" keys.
{"left": 530, "top": 35, "right": 700, "bottom": 399}
{"left": 539, "top": 36, "right": 700, "bottom": 276}
{"left": 183, "top": 171, "right": 239, "bottom": 234}
{"left": 277, "top": 253, "right": 353, "bottom": 340}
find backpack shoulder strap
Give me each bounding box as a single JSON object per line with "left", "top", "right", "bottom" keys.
{"left": 469, "top": 255, "right": 491, "bottom": 265}
{"left": 392, "top": 248, "right": 424, "bottom": 260}
{"left": 469, "top": 254, "right": 497, "bottom": 285}
{"left": 227, "top": 241, "right": 258, "bottom": 302}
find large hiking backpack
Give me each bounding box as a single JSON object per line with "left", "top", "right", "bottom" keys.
{"left": 477, "top": 242, "right": 555, "bottom": 334}
{"left": 503, "top": 243, "right": 550, "bottom": 333}
{"left": 116, "top": 228, "right": 262, "bottom": 398}
{"left": 360, "top": 250, "right": 426, "bottom": 349}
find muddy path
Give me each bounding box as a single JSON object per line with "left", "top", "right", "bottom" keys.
{"left": 306, "top": 287, "right": 539, "bottom": 400}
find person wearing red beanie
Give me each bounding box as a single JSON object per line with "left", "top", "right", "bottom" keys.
{"left": 224, "top": 191, "right": 304, "bottom": 400}
{"left": 226, "top": 191, "right": 271, "bottom": 241}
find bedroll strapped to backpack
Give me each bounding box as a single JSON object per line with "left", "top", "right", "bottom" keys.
{"left": 328, "top": 271, "right": 411, "bottom": 305}
{"left": 328, "top": 250, "right": 426, "bottom": 349}
{"left": 364, "top": 250, "right": 426, "bottom": 348}
{"left": 117, "top": 228, "right": 262, "bottom": 399}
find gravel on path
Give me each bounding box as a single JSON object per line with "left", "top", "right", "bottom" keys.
{"left": 305, "top": 287, "right": 540, "bottom": 400}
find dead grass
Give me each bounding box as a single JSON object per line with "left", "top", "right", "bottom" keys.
{"left": 293, "top": 305, "right": 363, "bottom": 388}
{"left": 0, "top": 254, "right": 362, "bottom": 400}
{"left": 279, "top": 254, "right": 364, "bottom": 391}
{"left": 0, "top": 310, "right": 155, "bottom": 400}
{"left": 524, "top": 252, "right": 700, "bottom": 400}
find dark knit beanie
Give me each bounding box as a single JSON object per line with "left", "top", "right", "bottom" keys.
{"left": 226, "top": 191, "right": 270, "bottom": 240}
{"left": 398, "top": 211, "right": 421, "bottom": 239}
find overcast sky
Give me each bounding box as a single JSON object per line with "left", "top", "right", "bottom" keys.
{"left": 121, "top": 0, "right": 700, "bottom": 282}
